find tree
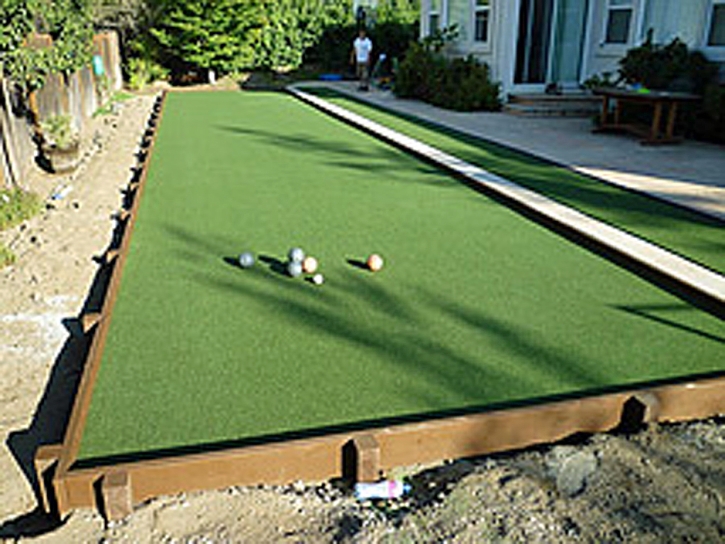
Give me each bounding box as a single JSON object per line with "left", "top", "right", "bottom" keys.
{"left": 1, "top": 0, "right": 94, "bottom": 91}
{"left": 1, "top": 0, "right": 46, "bottom": 89}
{"left": 150, "top": 0, "right": 263, "bottom": 77}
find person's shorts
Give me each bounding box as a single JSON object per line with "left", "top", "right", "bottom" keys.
{"left": 356, "top": 63, "right": 369, "bottom": 82}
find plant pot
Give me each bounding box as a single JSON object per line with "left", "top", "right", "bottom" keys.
{"left": 43, "top": 141, "right": 81, "bottom": 174}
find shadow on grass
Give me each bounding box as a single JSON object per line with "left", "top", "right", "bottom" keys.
{"left": 61, "top": 220, "right": 725, "bottom": 497}
{"left": 214, "top": 124, "right": 459, "bottom": 190}
{"left": 301, "top": 88, "right": 725, "bottom": 275}
{"left": 613, "top": 303, "right": 725, "bottom": 345}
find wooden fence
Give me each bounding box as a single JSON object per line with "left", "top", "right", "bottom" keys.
{"left": 1, "top": 31, "right": 122, "bottom": 189}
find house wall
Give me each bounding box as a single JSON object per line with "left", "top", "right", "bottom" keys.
{"left": 584, "top": 0, "right": 720, "bottom": 82}
{"left": 419, "top": 0, "right": 725, "bottom": 96}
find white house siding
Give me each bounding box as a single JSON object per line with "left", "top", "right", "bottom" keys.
{"left": 584, "top": 0, "right": 641, "bottom": 80}
{"left": 584, "top": 0, "right": 719, "bottom": 82}
{"left": 420, "top": 0, "right": 725, "bottom": 96}
{"left": 642, "top": 0, "right": 710, "bottom": 45}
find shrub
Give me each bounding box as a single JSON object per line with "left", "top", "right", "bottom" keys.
{"left": 692, "top": 83, "right": 725, "bottom": 143}
{"left": 618, "top": 33, "right": 718, "bottom": 94}
{"left": 395, "top": 42, "right": 500, "bottom": 112}
{"left": 304, "top": 22, "right": 418, "bottom": 74}
{"left": 127, "top": 57, "right": 169, "bottom": 90}
{"left": 40, "top": 114, "right": 78, "bottom": 149}
{"left": 0, "top": 188, "right": 41, "bottom": 231}
{"left": 590, "top": 35, "right": 725, "bottom": 143}
{"left": 393, "top": 41, "right": 439, "bottom": 100}
{"left": 0, "top": 243, "right": 15, "bottom": 268}
{"left": 429, "top": 56, "right": 500, "bottom": 111}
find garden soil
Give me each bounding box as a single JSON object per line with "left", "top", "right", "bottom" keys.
{"left": 1, "top": 90, "right": 724, "bottom": 543}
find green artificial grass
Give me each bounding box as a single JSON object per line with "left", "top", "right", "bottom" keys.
{"left": 305, "top": 88, "right": 725, "bottom": 276}
{"left": 77, "top": 91, "right": 724, "bottom": 464}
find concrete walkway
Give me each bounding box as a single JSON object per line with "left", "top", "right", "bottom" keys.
{"left": 317, "top": 81, "right": 725, "bottom": 222}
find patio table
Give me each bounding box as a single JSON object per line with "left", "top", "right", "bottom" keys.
{"left": 592, "top": 88, "right": 700, "bottom": 145}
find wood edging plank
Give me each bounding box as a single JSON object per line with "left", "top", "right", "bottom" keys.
{"left": 52, "top": 91, "right": 168, "bottom": 517}
{"left": 53, "top": 375, "right": 725, "bottom": 511}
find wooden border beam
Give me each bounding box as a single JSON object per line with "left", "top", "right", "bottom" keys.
{"left": 101, "top": 471, "right": 133, "bottom": 521}
{"left": 34, "top": 444, "right": 63, "bottom": 514}
{"left": 353, "top": 435, "right": 381, "bottom": 482}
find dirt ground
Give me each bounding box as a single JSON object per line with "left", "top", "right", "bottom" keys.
{"left": 1, "top": 91, "right": 724, "bottom": 543}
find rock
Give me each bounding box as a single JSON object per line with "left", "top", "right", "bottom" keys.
{"left": 555, "top": 451, "right": 598, "bottom": 497}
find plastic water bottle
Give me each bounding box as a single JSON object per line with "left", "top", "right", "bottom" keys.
{"left": 354, "top": 480, "right": 411, "bottom": 500}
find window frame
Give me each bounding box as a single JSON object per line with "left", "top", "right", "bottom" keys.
{"left": 706, "top": 1, "right": 725, "bottom": 45}
{"left": 472, "top": 0, "right": 492, "bottom": 45}
{"left": 603, "top": 0, "right": 635, "bottom": 45}
{"left": 701, "top": 0, "right": 725, "bottom": 62}
{"left": 427, "top": 0, "right": 442, "bottom": 36}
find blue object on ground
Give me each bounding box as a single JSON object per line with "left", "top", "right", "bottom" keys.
{"left": 319, "top": 74, "right": 343, "bottom": 81}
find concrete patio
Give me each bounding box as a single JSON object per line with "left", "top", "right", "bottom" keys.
{"left": 316, "top": 81, "right": 725, "bottom": 222}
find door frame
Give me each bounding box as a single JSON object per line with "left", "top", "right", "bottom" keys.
{"left": 511, "top": 0, "right": 591, "bottom": 93}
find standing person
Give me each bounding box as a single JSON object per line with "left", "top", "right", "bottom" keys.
{"left": 351, "top": 29, "right": 373, "bottom": 91}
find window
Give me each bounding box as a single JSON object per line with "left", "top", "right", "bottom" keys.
{"left": 708, "top": 1, "right": 725, "bottom": 46}
{"left": 474, "top": 0, "right": 491, "bottom": 43}
{"left": 604, "top": 0, "right": 633, "bottom": 44}
{"left": 429, "top": 0, "right": 441, "bottom": 35}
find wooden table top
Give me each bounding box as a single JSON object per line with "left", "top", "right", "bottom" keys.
{"left": 592, "top": 87, "right": 700, "bottom": 102}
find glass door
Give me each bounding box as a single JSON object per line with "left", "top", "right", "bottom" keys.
{"left": 514, "top": 0, "right": 556, "bottom": 84}
{"left": 550, "top": 0, "right": 589, "bottom": 86}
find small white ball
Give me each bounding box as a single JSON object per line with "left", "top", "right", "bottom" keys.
{"left": 312, "top": 273, "right": 324, "bottom": 285}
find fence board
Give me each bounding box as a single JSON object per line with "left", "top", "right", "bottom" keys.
{"left": 0, "top": 31, "right": 121, "bottom": 188}
{"left": 0, "top": 78, "right": 36, "bottom": 189}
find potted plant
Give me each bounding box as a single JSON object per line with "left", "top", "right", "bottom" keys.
{"left": 40, "top": 114, "right": 81, "bottom": 173}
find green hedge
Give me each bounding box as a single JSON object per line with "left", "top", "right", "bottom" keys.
{"left": 135, "top": 0, "right": 418, "bottom": 78}
{"left": 394, "top": 42, "right": 501, "bottom": 112}
{"left": 305, "top": 21, "right": 418, "bottom": 74}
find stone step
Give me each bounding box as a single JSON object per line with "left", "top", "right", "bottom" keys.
{"left": 503, "top": 102, "right": 600, "bottom": 117}
{"left": 508, "top": 92, "right": 601, "bottom": 106}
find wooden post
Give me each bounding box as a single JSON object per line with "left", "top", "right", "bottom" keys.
{"left": 101, "top": 471, "right": 133, "bottom": 521}
{"left": 613, "top": 97, "right": 622, "bottom": 125}
{"left": 34, "top": 444, "right": 63, "bottom": 513}
{"left": 0, "top": 75, "right": 22, "bottom": 187}
{"left": 650, "top": 101, "right": 663, "bottom": 142}
{"left": 353, "top": 434, "right": 381, "bottom": 482}
{"left": 633, "top": 392, "right": 661, "bottom": 423}
{"left": 600, "top": 95, "right": 609, "bottom": 127}
{"left": 665, "top": 101, "right": 678, "bottom": 141}
{"left": 81, "top": 312, "right": 102, "bottom": 333}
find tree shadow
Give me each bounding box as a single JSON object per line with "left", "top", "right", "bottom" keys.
{"left": 612, "top": 303, "right": 725, "bottom": 345}
{"left": 215, "top": 124, "right": 457, "bottom": 189}
{"left": 302, "top": 88, "right": 725, "bottom": 274}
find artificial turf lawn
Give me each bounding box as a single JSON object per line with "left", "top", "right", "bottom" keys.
{"left": 77, "top": 91, "right": 724, "bottom": 463}
{"left": 306, "top": 88, "right": 725, "bottom": 276}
